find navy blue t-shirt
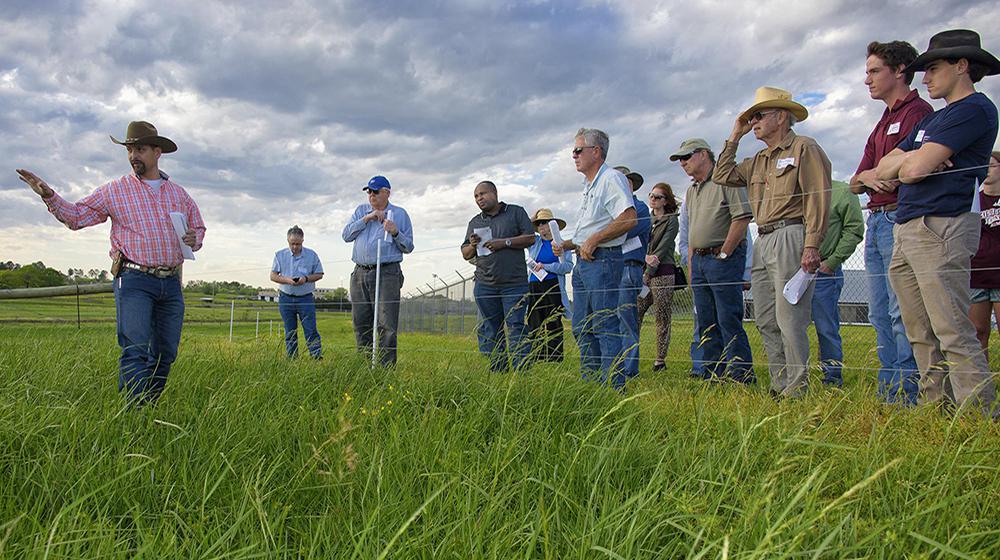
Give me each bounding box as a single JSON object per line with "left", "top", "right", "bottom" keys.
{"left": 895, "top": 92, "right": 999, "bottom": 224}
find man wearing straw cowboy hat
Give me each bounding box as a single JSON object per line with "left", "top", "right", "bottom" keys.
{"left": 342, "top": 175, "right": 414, "bottom": 368}
{"left": 16, "top": 121, "right": 206, "bottom": 405}
{"left": 875, "top": 29, "right": 1000, "bottom": 414}
{"left": 714, "top": 87, "right": 832, "bottom": 398}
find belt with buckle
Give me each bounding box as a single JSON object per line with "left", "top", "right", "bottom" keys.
{"left": 693, "top": 246, "right": 722, "bottom": 256}
{"left": 758, "top": 217, "right": 803, "bottom": 235}
{"left": 869, "top": 204, "right": 898, "bottom": 213}
{"left": 122, "top": 261, "right": 180, "bottom": 278}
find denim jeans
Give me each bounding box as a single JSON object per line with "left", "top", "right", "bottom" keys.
{"left": 113, "top": 269, "right": 185, "bottom": 404}
{"left": 474, "top": 282, "right": 530, "bottom": 371}
{"left": 811, "top": 268, "right": 844, "bottom": 386}
{"left": 865, "top": 210, "right": 918, "bottom": 404}
{"left": 619, "top": 262, "right": 644, "bottom": 378}
{"left": 571, "top": 247, "right": 625, "bottom": 390}
{"left": 278, "top": 292, "right": 322, "bottom": 358}
{"left": 690, "top": 243, "right": 754, "bottom": 383}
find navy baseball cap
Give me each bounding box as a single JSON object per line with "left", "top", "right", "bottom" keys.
{"left": 365, "top": 175, "right": 391, "bottom": 191}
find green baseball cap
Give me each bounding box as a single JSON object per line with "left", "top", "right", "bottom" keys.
{"left": 669, "top": 138, "right": 712, "bottom": 161}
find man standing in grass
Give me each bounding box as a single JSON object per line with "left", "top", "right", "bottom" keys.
{"left": 343, "top": 175, "right": 414, "bottom": 367}
{"left": 849, "top": 40, "right": 932, "bottom": 405}
{"left": 613, "top": 166, "right": 650, "bottom": 380}
{"left": 461, "top": 181, "right": 536, "bottom": 372}
{"left": 714, "top": 88, "right": 832, "bottom": 398}
{"left": 16, "top": 121, "right": 205, "bottom": 405}
{"left": 271, "top": 225, "right": 324, "bottom": 359}
{"left": 876, "top": 29, "right": 1000, "bottom": 414}
{"left": 672, "top": 138, "right": 755, "bottom": 384}
{"left": 553, "top": 128, "right": 637, "bottom": 391}
{"left": 811, "top": 181, "right": 863, "bottom": 388}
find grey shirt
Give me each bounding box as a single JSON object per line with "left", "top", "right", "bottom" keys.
{"left": 463, "top": 202, "right": 535, "bottom": 286}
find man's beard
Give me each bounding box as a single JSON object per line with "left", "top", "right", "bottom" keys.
{"left": 131, "top": 160, "right": 146, "bottom": 176}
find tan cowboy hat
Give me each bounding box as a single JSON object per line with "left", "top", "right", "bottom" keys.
{"left": 110, "top": 121, "right": 178, "bottom": 153}
{"left": 530, "top": 208, "right": 566, "bottom": 230}
{"left": 738, "top": 86, "right": 809, "bottom": 124}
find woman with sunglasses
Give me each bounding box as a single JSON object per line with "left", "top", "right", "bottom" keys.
{"left": 526, "top": 208, "right": 574, "bottom": 362}
{"left": 637, "top": 183, "right": 680, "bottom": 371}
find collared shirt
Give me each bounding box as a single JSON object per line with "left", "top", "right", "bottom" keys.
{"left": 342, "top": 202, "right": 414, "bottom": 266}
{"left": 622, "top": 196, "right": 651, "bottom": 263}
{"left": 568, "top": 163, "right": 635, "bottom": 247}
{"left": 894, "top": 92, "right": 999, "bottom": 223}
{"left": 44, "top": 172, "right": 206, "bottom": 267}
{"left": 271, "top": 247, "right": 324, "bottom": 296}
{"left": 855, "top": 89, "right": 934, "bottom": 209}
{"left": 714, "top": 130, "right": 832, "bottom": 248}
{"left": 972, "top": 188, "right": 1000, "bottom": 288}
{"left": 686, "top": 169, "right": 753, "bottom": 249}
{"left": 818, "top": 181, "right": 864, "bottom": 270}
{"left": 463, "top": 202, "right": 534, "bottom": 286}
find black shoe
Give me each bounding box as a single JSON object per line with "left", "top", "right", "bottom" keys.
{"left": 768, "top": 389, "right": 784, "bottom": 402}
{"left": 652, "top": 362, "right": 665, "bottom": 372}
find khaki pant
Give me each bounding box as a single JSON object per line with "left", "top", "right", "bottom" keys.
{"left": 889, "top": 213, "right": 996, "bottom": 413}
{"left": 751, "top": 224, "right": 813, "bottom": 396}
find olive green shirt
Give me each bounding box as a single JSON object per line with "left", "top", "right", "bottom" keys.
{"left": 685, "top": 171, "right": 753, "bottom": 249}
{"left": 713, "top": 130, "right": 832, "bottom": 248}
{"left": 818, "top": 181, "right": 864, "bottom": 270}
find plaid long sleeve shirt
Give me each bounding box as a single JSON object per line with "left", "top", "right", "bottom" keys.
{"left": 44, "top": 172, "right": 206, "bottom": 268}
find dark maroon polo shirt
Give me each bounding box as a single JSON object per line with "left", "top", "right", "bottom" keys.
{"left": 972, "top": 190, "right": 1000, "bottom": 289}
{"left": 855, "top": 89, "right": 934, "bottom": 209}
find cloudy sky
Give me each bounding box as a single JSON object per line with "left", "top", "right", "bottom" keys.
{"left": 2, "top": 0, "right": 999, "bottom": 293}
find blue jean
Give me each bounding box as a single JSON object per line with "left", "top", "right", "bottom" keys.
{"left": 113, "top": 269, "right": 185, "bottom": 404}
{"left": 474, "top": 282, "right": 530, "bottom": 371}
{"left": 690, "top": 243, "right": 754, "bottom": 383}
{"left": 619, "top": 262, "right": 644, "bottom": 378}
{"left": 865, "top": 210, "right": 918, "bottom": 404}
{"left": 812, "top": 268, "right": 845, "bottom": 386}
{"left": 571, "top": 247, "right": 625, "bottom": 390}
{"left": 278, "top": 292, "right": 322, "bottom": 358}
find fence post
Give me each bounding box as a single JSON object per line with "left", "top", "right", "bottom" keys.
{"left": 229, "top": 300, "right": 235, "bottom": 342}
{"left": 255, "top": 312, "right": 260, "bottom": 339}
{"left": 456, "top": 270, "right": 466, "bottom": 334}
{"left": 75, "top": 280, "right": 81, "bottom": 329}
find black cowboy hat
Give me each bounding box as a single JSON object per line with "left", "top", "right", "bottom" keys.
{"left": 905, "top": 29, "right": 1000, "bottom": 75}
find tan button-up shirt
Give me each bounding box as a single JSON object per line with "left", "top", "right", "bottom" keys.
{"left": 713, "top": 130, "right": 831, "bottom": 248}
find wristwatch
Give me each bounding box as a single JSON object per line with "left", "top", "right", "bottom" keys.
{"left": 505, "top": 239, "right": 512, "bottom": 248}
{"left": 718, "top": 251, "right": 729, "bottom": 260}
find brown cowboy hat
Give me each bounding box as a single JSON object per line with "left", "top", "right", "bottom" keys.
{"left": 530, "top": 208, "right": 566, "bottom": 230}
{"left": 110, "top": 121, "right": 178, "bottom": 153}
{"left": 905, "top": 29, "right": 1000, "bottom": 75}
{"left": 738, "top": 86, "right": 809, "bottom": 124}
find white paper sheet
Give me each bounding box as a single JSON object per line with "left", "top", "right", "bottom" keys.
{"left": 169, "top": 212, "right": 196, "bottom": 260}
{"left": 782, "top": 268, "right": 815, "bottom": 305}
{"left": 639, "top": 285, "right": 650, "bottom": 299}
{"left": 547, "top": 220, "right": 567, "bottom": 262}
{"left": 474, "top": 227, "right": 493, "bottom": 257}
{"left": 621, "top": 236, "right": 642, "bottom": 254}
{"left": 525, "top": 259, "right": 548, "bottom": 281}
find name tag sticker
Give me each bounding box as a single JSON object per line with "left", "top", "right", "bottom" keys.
{"left": 887, "top": 122, "right": 901, "bottom": 135}
{"left": 915, "top": 130, "right": 925, "bottom": 142}
{"left": 776, "top": 157, "right": 795, "bottom": 170}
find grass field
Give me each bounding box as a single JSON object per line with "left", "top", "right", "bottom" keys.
{"left": 1, "top": 296, "right": 1000, "bottom": 558}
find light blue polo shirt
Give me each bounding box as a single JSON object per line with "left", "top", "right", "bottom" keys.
{"left": 272, "top": 247, "right": 324, "bottom": 296}
{"left": 341, "top": 202, "right": 415, "bottom": 265}
{"left": 568, "top": 163, "right": 635, "bottom": 247}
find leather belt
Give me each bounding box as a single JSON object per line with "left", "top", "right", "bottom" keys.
{"left": 758, "top": 217, "right": 803, "bottom": 235}
{"left": 122, "top": 261, "right": 180, "bottom": 278}
{"left": 869, "top": 204, "right": 898, "bottom": 213}
{"left": 693, "top": 246, "right": 722, "bottom": 256}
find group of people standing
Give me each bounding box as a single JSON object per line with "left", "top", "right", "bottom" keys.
{"left": 461, "top": 29, "right": 1000, "bottom": 416}
{"left": 15, "top": 28, "right": 1000, "bottom": 417}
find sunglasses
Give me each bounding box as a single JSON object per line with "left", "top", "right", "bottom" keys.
{"left": 748, "top": 110, "right": 778, "bottom": 123}
{"left": 572, "top": 146, "right": 597, "bottom": 156}
{"left": 676, "top": 152, "right": 697, "bottom": 162}
{"left": 648, "top": 194, "right": 667, "bottom": 200}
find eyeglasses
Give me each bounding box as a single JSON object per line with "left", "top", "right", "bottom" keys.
{"left": 572, "top": 146, "right": 597, "bottom": 156}
{"left": 676, "top": 151, "right": 699, "bottom": 162}
{"left": 648, "top": 194, "right": 667, "bottom": 200}
{"left": 748, "top": 110, "right": 778, "bottom": 123}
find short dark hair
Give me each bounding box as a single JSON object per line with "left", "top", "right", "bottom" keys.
{"left": 867, "top": 40, "right": 920, "bottom": 85}
{"left": 287, "top": 225, "right": 304, "bottom": 238}
{"left": 944, "top": 58, "right": 990, "bottom": 83}
{"left": 476, "top": 180, "right": 497, "bottom": 193}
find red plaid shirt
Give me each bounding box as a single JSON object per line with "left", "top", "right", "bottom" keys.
{"left": 45, "top": 172, "right": 206, "bottom": 268}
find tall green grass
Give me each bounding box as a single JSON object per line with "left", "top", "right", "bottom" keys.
{"left": 1, "top": 316, "right": 999, "bottom": 558}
